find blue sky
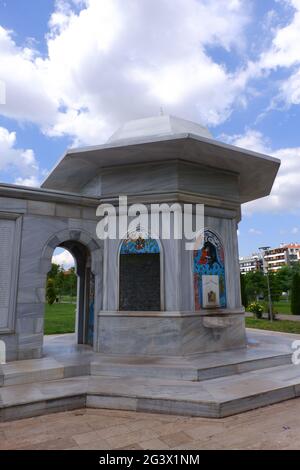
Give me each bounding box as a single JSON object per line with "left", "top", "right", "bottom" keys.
{"left": 1, "top": 0, "right": 300, "bottom": 263}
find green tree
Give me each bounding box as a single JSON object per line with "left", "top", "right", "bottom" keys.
{"left": 244, "top": 271, "right": 266, "bottom": 302}
{"left": 48, "top": 263, "right": 60, "bottom": 280}
{"left": 276, "top": 266, "right": 294, "bottom": 293}
{"left": 268, "top": 272, "right": 282, "bottom": 302}
{"left": 46, "top": 278, "right": 57, "bottom": 305}
{"left": 291, "top": 272, "right": 300, "bottom": 315}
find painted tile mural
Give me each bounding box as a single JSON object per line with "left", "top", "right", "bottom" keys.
{"left": 193, "top": 230, "right": 226, "bottom": 310}
{"left": 120, "top": 236, "right": 160, "bottom": 255}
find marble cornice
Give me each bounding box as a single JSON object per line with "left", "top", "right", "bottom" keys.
{"left": 0, "top": 183, "right": 100, "bottom": 207}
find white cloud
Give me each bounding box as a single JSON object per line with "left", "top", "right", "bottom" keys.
{"left": 52, "top": 248, "right": 75, "bottom": 269}
{"left": 260, "top": 0, "right": 300, "bottom": 70}
{"left": 0, "top": 126, "right": 41, "bottom": 186}
{"left": 224, "top": 129, "right": 300, "bottom": 214}
{"left": 0, "top": 27, "right": 58, "bottom": 126}
{"left": 257, "top": 0, "right": 300, "bottom": 107}
{"left": 0, "top": 0, "right": 251, "bottom": 145}
{"left": 280, "top": 68, "right": 300, "bottom": 105}
{"left": 249, "top": 228, "right": 263, "bottom": 235}
{"left": 224, "top": 129, "right": 271, "bottom": 154}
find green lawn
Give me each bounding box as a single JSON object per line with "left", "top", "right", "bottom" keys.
{"left": 44, "top": 301, "right": 300, "bottom": 335}
{"left": 272, "top": 300, "right": 292, "bottom": 315}
{"left": 44, "top": 303, "right": 76, "bottom": 335}
{"left": 59, "top": 295, "right": 77, "bottom": 303}
{"left": 246, "top": 300, "right": 294, "bottom": 315}
{"left": 246, "top": 317, "right": 300, "bottom": 334}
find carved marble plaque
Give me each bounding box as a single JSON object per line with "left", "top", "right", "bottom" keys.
{"left": 0, "top": 219, "right": 16, "bottom": 329}
{"left": 202, "top": 275, "right": 220, "bottom": 308}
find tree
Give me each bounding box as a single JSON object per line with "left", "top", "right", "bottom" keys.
{"left": 48, "top": 263, "right": 60, "bottom": 280}
{"left": 46, "top": 278, "right": 57, "bottom": 305}
{"left": 276, "top": 265, "right": 295, "bottom": 294}
{"left": 268, "top": 272, "right": 282, "bottom": 302}
{"left": 240, "top": 274, "right": 248, "bottom": 308}
{"left": 244, "top": 271, "right": 266, "bottom": 302}
{"left": 291, "top": 272, "right": 300, "bottom": 315}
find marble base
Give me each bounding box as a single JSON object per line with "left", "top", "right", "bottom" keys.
{"left": 0, "top": 331, "right": 298, "bottom": 421}
{"left": 96, "top": 310, "right": 246, "bottom": 356}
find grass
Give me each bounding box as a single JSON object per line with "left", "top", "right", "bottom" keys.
{"left": 272, "top": 300, "right": 292, "bottom": 315}
{"left": 246, "top": 300, "right": 295, "bottom": 315}
{"left": 246, "top": 317, "right": 300, "bottom": 334}
{"left": 59, "top": 295, "right": 77, "bottom": 303}
{"left": 44, "top": 300, "right": 300, "bottom": 336}
{"left": 44, "top": 302, "right": 76, "bottom": 335}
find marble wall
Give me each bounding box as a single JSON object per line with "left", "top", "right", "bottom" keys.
{"left": 0, "top": 190, "right": 102, "bottom": 361}
{"left": 80, "top": 160, "right": 240, "bottom": 204}
{"left": 96, "top": 311, "right": 246, "bottom": 356}
{"left": 101, "top": 209, "right": 242, "bottom": 314}
{"left": 0, "top": 156, "right": 244, "bottom": 360}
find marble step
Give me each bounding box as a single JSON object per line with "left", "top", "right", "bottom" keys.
{"left": 0, "top": 357, "right": 90, "bottom": 387}
{"left": 90, "top": 349, "right": 292, "bottom": 382}
{"left": 0, "top": 346, "right": 292, "bottom": 388}
{"left": 2, "top": 362, "right": 300, "bottom": 421}
{"left": 0, "top": 376, "right": 88, "bottom": 422}
{"left": 87, "top": 364, "right": 300, "bottom": 418}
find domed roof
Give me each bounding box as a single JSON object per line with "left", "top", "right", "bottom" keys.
{"left": 107, "top": 115, "right": 212, "bottom": 144}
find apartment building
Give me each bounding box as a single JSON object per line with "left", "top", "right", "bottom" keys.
{"left": 264, "top": 243, "right": 300, "bottom": 272}
{"left": 239, "top": 254, "right": 262, "bottom": 274}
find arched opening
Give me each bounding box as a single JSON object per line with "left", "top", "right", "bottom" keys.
{"left": 119, "top": 236, "right": 161, "bottom": 311}
{"left": 44, "top": 240, "right": 95, "bottom": 347}
{"left": 45, "top": 248, "right": 77, "bottom": 336}
{"left": 193, "top": 229, "right": 227, "bottom": 310}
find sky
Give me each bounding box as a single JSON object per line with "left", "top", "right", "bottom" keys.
{"left": 1, "top": 0, "right": 300, "bottom": 266}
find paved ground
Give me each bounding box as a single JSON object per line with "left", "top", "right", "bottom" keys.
{"left": 1, "top": 398, "right": 300, "bottom": 450}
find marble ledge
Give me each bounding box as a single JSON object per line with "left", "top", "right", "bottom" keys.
{"left": 97, "top": 309, "right": 245, "bottom": 318}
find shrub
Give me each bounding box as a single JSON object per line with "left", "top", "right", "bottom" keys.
{"left": 46, "top": 278, "right": 57, "bottom": 305}
{"left": 248, "top": 301, "right": 264, "bottom": 319}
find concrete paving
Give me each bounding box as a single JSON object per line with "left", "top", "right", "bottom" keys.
{"left": 1, "top": 399, "right": 300, "bottom": 450}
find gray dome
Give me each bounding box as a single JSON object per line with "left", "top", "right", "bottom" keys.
{"left": 107, "top": 115, "right": 212, "bottom": 144}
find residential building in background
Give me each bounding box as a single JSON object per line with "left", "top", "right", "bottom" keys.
{"left": 239, "top": 254, "right": 262, "bottom": 274}
{"left": 240, "top": 243, "right": 300, "bottom": 274}
{"left": 264, "top": 243, "right": 300, "bottom": 272}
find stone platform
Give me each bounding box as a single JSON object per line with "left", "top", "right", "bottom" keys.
{"left": 0, "top": 330, "right": 300, "bottom": 421}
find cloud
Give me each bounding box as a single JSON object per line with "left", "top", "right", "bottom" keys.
{"left": 0, "top": 27, "right": 58, "bottom": 126}
{"left": 260, "top": 0, "right": 300, "bottom": 70}
{"left": 0, "top": 126, "right": 41, "bottom": 185}
{"left": 224, "top": 128, "right": 300, "bottom": 214}
{"left": 257, "top": 0, "right": 300, "bottom": 107}
{"left": 249, "top": 228, "right": 263, "bottom": 235}
{"left": 52, "top": 248, "right": 75, "bottom": 269}
{"left": 0, "top": 0, "right": 251, "bottom": 145}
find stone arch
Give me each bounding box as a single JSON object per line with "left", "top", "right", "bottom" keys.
{"left": 40, "top": 229, "right": 102, "bottom": 276}
{"left": 118, "top": 233, "right": 163, "bottom": 311}
{"left": 193, "top": 228, "right": 227, "bottom": 311}
{"left": 40, "top": 229, "right": 103, "bottom": 347}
